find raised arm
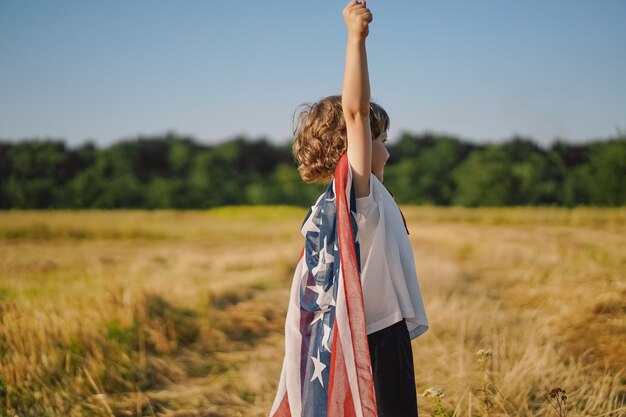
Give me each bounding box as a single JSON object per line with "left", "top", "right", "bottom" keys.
{"left": 342, "top": 0, "right": 373, "bottom": 198}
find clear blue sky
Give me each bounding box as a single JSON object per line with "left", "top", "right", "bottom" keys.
{"left": 1, "top": 0, "right": 625, "bottom": 148}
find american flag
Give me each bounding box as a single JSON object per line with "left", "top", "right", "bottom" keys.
{"left": 270, "top": 154, "right": 378, "bottom": 417}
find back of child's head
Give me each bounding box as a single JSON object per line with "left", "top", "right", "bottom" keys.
{"left": 292, "top": 94, "right": 390, "bottom": 183}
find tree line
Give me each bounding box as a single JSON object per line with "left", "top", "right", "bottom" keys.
{"left": 0, "top": 132, "right": 624, "bottom": 209}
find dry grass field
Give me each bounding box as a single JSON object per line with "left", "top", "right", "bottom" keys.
{"left": 0, "top": 207, "right": 624, "bottom": 417}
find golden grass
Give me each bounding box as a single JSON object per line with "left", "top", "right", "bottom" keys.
{"left": 0, "top": 206, "right": 624, "bottom": 416}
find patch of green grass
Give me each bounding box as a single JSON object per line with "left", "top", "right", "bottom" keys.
{"left": 0, "top": 222, "right": 170, "bottom": 241}
{"left": 0, "top": 376, "right": 6, "bottom": 401}
{"left": 0, "top": 334, "right": 8, "bottom": 358}
{"left": 206, "top": 205, "right": 306, "bottom": 222}
{"left": 145, "top": 294, "right": 200, "bottom": 347}
{"left": 250, "top": 279, "right": 272, "bottom": 291}
{"left": 106, "top": 319, "right": 139, "bottom": 350}
{"left": 24, "top": 287, "right": 41, "bottom": 299}
{"left": 400, "top": 205, "right": 626, "bottom": 227}
{"left": 0, "top": 286, "right": 15, "bottom": 299}
{"left": 66, "top": 338, "right": 83, "bottom": 357}
{"left": 209, "top": 287, "right": 255, "bottom": 310}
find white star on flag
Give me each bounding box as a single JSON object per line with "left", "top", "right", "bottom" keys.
{"left": 312, "top": 236, "right": 334, "bottom": 276}
{"left": 307, "top": 284, "right": 336, "bottom": 309}
{"left": 310, "top": 349, "right": 326, "bottom": 387}
{"left": 310, "top": 309, "right": 325, "bottom": 326}
{"left": 322, "top": 324, "right": 331, "bottom": 352}
{"left": 301, "top": 211, "right": 320, "bottom": 236}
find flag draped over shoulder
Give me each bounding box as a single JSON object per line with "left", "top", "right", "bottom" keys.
{"left": 269, "top": 154, "right": 378, "bottom": 417}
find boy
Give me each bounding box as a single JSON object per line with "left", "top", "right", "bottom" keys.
{"left": 270, "top": 2, "right": 429, "bottom": 416}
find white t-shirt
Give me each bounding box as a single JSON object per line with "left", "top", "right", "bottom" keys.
{"left": 353, "top": 174, "right": 429, "bottom": 340}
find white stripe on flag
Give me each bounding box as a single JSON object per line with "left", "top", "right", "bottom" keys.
{"left": 269, "top": 255, "right": 306, "bottom": 416}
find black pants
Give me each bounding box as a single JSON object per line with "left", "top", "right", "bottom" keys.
{"left": 367, "top": 319, "right": 418, "bottom": 417}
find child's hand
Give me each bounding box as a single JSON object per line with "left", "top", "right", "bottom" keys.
{"left": 343, "top": 0, "right": 373, "bottom": 40}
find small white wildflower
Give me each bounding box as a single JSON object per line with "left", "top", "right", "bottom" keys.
{"left": 422, "top": 387, "right": 446, "bottom": 398}
{"left": 476, "top": 348, "right": 492, "bottom": 357}
{"left": 476, "top": 348, "right": 493, "bottom": 364}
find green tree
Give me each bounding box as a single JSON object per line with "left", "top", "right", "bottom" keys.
{"left": 562, "top": 164, "right": 592, "bottom": 206}
{"left": 385, "top": 137, "right": 466, "bottom": 205}
{"left": 3, "top": 140, "right": 69, "bottom": 208}
{"left": 451, "top": 145, "right": 518, "bottom": 206}
{"left": 586, "top": 139, "right": 626, "bottom": 206}
{"left": 499, "top": 137, "right": 563, "bottom": 205}
{"left": 245, "top": 163, "right": 327, "bottom": 206}
{"left": 0, "top": 133, "right": 623, "bottom": 209}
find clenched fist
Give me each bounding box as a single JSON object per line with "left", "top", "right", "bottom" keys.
{"left": 343, "top": 0, "right": 373, "bottom": 39}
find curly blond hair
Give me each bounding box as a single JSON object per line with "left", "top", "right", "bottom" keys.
{"left": 292, "top": 95, "right": 390, "bottom": 183}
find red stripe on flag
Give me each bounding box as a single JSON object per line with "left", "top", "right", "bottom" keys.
{"left": 334, "top": 154, "right": 378, "bottom": 416}
{"left": 271, "top": 392, "right": 292, "bottom": 417}
{"left": 327, "top": 323, "right": 356, "bottom": 416}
